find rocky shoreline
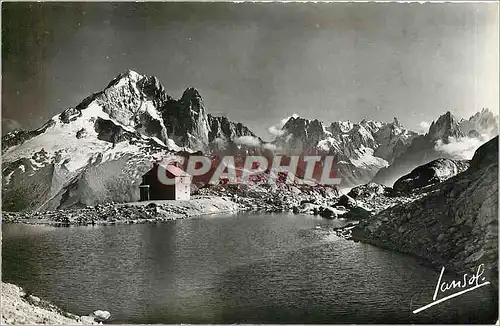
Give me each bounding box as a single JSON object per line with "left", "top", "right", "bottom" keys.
{"left": 333, "top": 137, "right": 499, "bottom": 289}
{"left": 1, "top": 182, "right": 342, "bottom": 226}
{"left": 1, "top": 282, "right": 101, "bottom": 325}
{"left": 1, "top": 196, "right": 239, "bottom": 226}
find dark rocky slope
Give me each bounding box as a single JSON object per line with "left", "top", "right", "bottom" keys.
{"left": 392, "top": 158, "right": 470, "bottom": 194}
{"left": 352, "top": 136, "right": 498, "bottom": 287}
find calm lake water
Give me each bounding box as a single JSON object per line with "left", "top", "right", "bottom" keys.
{"left": 2, "top": 212, "right": 497, "bottom": 324}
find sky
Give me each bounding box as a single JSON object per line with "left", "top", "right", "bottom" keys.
{"left": 2, "top": 2, "right": 498, "bottom": 139}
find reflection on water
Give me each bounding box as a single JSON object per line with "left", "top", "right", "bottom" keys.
{"left": 2, "top": 213, "right": 497, "bottom": 324}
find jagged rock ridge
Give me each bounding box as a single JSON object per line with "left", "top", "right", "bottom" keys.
{"left": 1, "top": 70, "right": 257, "bottom": 211}
{"left": 372, "top": 109, "right": 498, "bottom": 186}
{"left": 270, "top": 115, "right": 418, "bottom": 188}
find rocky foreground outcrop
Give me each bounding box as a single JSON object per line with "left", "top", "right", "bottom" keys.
{"left": 293, "top": 182, "right": 428, "bottom": 220}
{"left": 392, "top": 158, "right": 470, "bottom": 194}
{"left": 199, "top": 183, "right": 339, "bottom": 213}
{"left": 1, "top": 283, "right": 97, "bottom": 324}
{"left": 351, "top": 136, "right": 498, "bottom": 286}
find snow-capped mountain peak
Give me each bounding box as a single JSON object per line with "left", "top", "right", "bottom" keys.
{"left": 426, "top": 111, "right": 464, "bottom": 141}
{"left": 270, "top": 115, "right": 418, "bottom": 188}
{"left": 107, "top": 69, "right": 144, "bottom": 87}
{"left": 459, "top": 108, "right": 498, "bottom": 138}
{"left": 329, "top": 121, "right": 354, "bottom": 134}
{"left": 2, "top": 70, "right": 257, "bottom": 211}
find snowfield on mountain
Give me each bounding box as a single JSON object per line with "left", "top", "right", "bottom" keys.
{"left": 1, "top": 70, "right": 254, "bottom": 211}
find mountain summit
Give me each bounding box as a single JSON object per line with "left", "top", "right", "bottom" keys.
{"left": 4, "top": 70, "right": 257, "bottom": 153}
{"left": 427, "top": 111, "right": 464, "bottom": 141}
{"left": 1, "top": 70, "right": 256, "bottom": 211}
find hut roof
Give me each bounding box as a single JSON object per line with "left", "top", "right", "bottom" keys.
{"left": 164, "top": 164, "right": 191, "bottom": 177}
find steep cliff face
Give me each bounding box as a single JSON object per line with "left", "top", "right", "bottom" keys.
{"left": 207, "top": 115, "right": 253, "bottom": 141}
{"left": 372, "top": 118, "right": 417, "bottom": 162}
{"left": 93, "top": 70, "right": 170, "bottom": 144}
{"left": 160, "top": 87, "right": 211, "bottom": 150}
{"left": 158, "top": 87, "right": 257, "bottom": 151}
{"left": 352, "top": 136, "right": 498, "bottom": 286}
{"left": 274, "top": 117, "right": 328, "bottom": 153}
{"left": 427, "top": 111, "right": 465, "bottom": 141}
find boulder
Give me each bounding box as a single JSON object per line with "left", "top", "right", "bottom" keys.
{"left": 318, "top": 206, "right": 338, "bottom": 219}
{"left": 393, "top": 158, "right": 470, "bottom": 194}
{"left": 342, "top": 206, "right": 372, "bottom": 220}
{"left": 80, "top": 316, "right": 96, "bottom": 324}
{"left": 300, "top": 199, "right": 317, "bottom": 205}
{"left": 347, "top": 183, "right": 386, "bottom": 199}
{"left": 336, "top": 194, "right": 357, "bottom": 208}
{"left": 296, "top": 203, "right": 320, "bottom": 215}
{"left": 76, "top": 128, "right": 87, "bottom": 139}
{"left": 91, "top": 310, "right": 110, "bottom": 322}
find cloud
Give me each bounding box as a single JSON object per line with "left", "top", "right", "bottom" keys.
{"left": 234, "top": 135, "right": 261, "bottom": 147}
{"left": 267, "top": 113, "right": 299, "bottom": 137}
{"left": 267, "top": 125, "right": 285, "bottom": 137}
{"left": 434, "top": 135, "right": 491, "bottom": 160}
{"left": 262, "top": 143, "right": 279, "bottom": 151}
{"left": 2, "top": 118, "right": 22, "bottom": 133}
{"left": 418, "top": 121, "right": 431, "bottom": 133}
{"left": 210, "top": 137, "right": 228, "bottom": 150}
{"left": 233, "top": 136, "right": 282, "bottom": 152}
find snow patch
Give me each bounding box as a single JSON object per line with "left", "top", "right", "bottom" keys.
{"left": 166, "top": 139, "right": 184, "bottom": 152}
{"left": 262, "top": 143, "right": 279, "bottom": 151}
{"left": 151, "top": 137, "right": 167, "bottom": 147}
{"left": 317, "top": 137, "right": 341, "bottom": 152}
{"left": 4, "top": 171, "right": 15, "bottom": 185}
{"left": 350, "top": 147, "right": 389, "bottom": 169}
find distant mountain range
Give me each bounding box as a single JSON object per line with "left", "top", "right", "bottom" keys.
{"left": 372, "top": 109, "right": 498, "bottom": 185}
{"left": 267, "top": 108, "right": 497, "bottom": 188}
{"left": 2, "top": 70, "right": 498, "bottom": 211}
{"left": 270, "top": 116, "right": 419, "bottom": 187}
